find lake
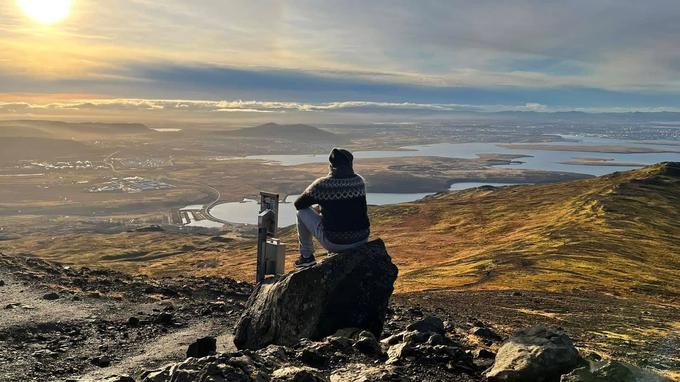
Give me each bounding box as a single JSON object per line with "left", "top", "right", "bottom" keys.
{"left": 448, "top": 182, "right": 518, "bottom": 190}
{"left": 244, "top": 135, "right": 680, "bottom": 176}
{"left": 210, "top": 192, "right": 434, "bottom": 227}
{"left": 210, "top": 134, "right": 680, "bottom": 226}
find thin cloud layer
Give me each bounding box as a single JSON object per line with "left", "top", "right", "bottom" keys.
{"left": 2, "top": 98, "right": 678, "bottom": 118}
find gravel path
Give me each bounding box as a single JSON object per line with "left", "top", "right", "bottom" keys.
{"left": 0, "top": 253, "right": 249, "bottom": 382}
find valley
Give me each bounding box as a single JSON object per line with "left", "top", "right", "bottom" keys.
{"left": 4, "top": 2, "right": 680, "bottom": 381}
{"left": 1, "top": 119, "right": 679, "bottom": 380}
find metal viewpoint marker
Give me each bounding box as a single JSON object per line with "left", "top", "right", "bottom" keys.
{"left": 256, "top": 192, "right": 286, "bottom": 283}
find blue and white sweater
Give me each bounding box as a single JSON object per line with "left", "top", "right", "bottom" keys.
{"left": 294, "top": 170, "right": 370, "bottom": 245}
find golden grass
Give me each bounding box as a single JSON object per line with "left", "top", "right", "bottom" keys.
{"left": 3, "top": 163, "right": 679, "bottom": 300}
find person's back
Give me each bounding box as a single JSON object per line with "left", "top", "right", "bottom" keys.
{"left": 293, "top": 148, "right": 370, "bottom": 267}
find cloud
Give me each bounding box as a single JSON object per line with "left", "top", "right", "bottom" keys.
{"left": 2, "top": 0, "right": 680, "bottom": 108}
{"left": 3, "top": 98, "right": 680, "bottom": 121}
{"left": 4, "top": 61, "right": 680, "bottom": 111}
{"left": 523, "top": 103, "right": 547, "bottom": 111}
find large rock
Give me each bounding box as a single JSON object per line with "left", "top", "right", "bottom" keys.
{"left": 561, "top": 360, "right": 672, "bottom": 382}
{"left": 406, "top": 316, "right": 445, "bottom": 334}
{"left": 485, "top": 326, "right": 585, "bottom": 382}
{"left": 271, "top": 366, "right": 327, "bottom": 382}
{"left": 330, "top": 363, "right": 402, "bottom": 382}
{"left": 234, "top": 239, "right": 398, "bottom": 350}
{"left": 186, "top": 336, "right": 217, "bottom": 358}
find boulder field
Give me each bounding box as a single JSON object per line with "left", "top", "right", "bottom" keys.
{"left": 97, "top": 240, "right": 671, "bottom": 382}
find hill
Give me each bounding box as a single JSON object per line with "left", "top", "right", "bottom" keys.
{"left": 371, "top": 162, "right": 680, "bottom": 296}
{"left": 178, "top": 162, "right": 677, "bottom": 299}
{"left": 0, "top": 120, "right": 152, "bottom": 139}
{"left": 3, "top": 163, "right": 678, "bottom": 377}
{"left": 0, "top": 137, "right": 102, "bottom": 162}
{"left": 222, "top": 122, "right": 342, "bottom": 142}
{"left": 11, "top": 163, "right": 679, "bottom": 299}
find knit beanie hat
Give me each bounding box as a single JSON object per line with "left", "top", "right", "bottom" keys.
{"left": 329, "top": 148, "right": 354, "bottom": 168}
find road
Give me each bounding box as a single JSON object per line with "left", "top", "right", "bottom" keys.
{"left": 103, "top": 151, "right": 120, "bottom": 174}
{"left": 202, "top": 184, "right": 232, "bottom": 224}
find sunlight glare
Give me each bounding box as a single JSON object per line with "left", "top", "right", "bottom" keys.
{"left": 17, "top": 0, "right": 73, "bottom": 25}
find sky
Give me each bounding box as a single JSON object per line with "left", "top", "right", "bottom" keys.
{"left": 1, "top": 0, "right": 680, "bottom": 121}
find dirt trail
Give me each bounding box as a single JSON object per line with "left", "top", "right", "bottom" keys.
{"left": 77, "top": 322, "right": 237, "bottom": 381}
{"left": 1, "top": 270, "right": 100, "bottom": 330}
{"left": 0, "top": 253, "right": 250, "bottom": 382}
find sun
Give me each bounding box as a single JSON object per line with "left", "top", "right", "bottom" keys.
{"left": 17, "top": 0, "right": 73, "bottom": 25}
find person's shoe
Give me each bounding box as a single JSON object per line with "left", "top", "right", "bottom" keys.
{"left": 294, "top": 255, "right": 316, "bottom": 268}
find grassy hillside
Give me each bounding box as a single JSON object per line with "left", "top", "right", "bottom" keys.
{"left": 371, "top": 162, "right": 680, "bottom": 296}
{"left": 208, "top": 161, "right": 680, "bottom": 297}
{"left": 4, "top": 163, "right": 677, "bottom": 377}
{"left": 3, "top": 163, "right": 679, "bottom": 300}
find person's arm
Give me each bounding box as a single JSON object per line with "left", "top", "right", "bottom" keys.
{"left": 294, "top": 182, "right": 318, "bottom": 210}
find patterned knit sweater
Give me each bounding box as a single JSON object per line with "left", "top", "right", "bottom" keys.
{"left": 294, "top": 171, "right": 370, "bottom": 245}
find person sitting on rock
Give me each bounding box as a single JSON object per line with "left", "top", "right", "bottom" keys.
{"left": 293, "top": 148, "right": 370, "bottom": 267}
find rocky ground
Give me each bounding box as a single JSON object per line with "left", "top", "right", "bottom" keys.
{"left": 0, "top": 253, "right": 251, "bottom": 382}
{"left": 394, "top": 290, "right": 680, "bottom": 376}
{"left": 0, "top": 252, "right": 677, "bottom": 382}
{"left": 106, "top": 301, "right": 673, "bottom": 382}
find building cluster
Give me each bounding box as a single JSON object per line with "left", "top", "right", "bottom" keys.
{"left": 88, "top": 176, "right": 174, "bottom": 193}
{"left": 17, "top": 160, "right": 108, "bottom": 171}
{"left": 118, "top": 158, "right": 173, "bottom": 169}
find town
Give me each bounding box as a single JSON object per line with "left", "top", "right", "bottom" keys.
{"left": 88, "top": 176, "right": 174, "bottom": 193}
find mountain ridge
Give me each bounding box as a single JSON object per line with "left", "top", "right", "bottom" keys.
{"left": 0, "top": 120, "right": 152, "bottom": 139}
{"left": 0, "top": 136, "right": 102, "bottom": 162}
{"left": 221, "top": 122, "right": 342, "bottom": 142}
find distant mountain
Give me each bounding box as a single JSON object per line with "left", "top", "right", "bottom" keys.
{"left": 0, "top": 120, "right": 152, "bottom": 139}
{"left": 371, "top": 162, "right": 680, "bottom": 296}
{"left": 222, "top": 123, "right": 343, "bottom": 142}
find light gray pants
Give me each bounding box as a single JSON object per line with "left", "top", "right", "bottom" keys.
{"left": 296, "top": 207, "right": 366, "bottom": 258}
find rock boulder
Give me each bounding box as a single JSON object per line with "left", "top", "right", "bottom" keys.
{"left": 234, "top": 239, "right": 398, "bottom": 350}
{"left": 560, "top": 360, "right": 672, "bottom": 382}
{"left": 485, "top": 326, "right": 585, "bottom": 382}
{"left": 186, "top": 336, "right": 217, "bottom": 358}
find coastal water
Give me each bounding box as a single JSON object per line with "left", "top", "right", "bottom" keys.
{"left": 244, "top": 135, "right": 680, "bottom": 176}
{"left": 210, "top": 135, "right": 680, "bottom": 226}
{"left": 448, "top": 182, "right": 517, "bottom": 190}
{"left": 210, "top": 193, "right": 434, "bottom": 227}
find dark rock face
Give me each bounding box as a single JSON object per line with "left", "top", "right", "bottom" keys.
{"left": 91, "top": 356, "right": 111, "bottom": 368}
{"left": 406, "top": 316, "right": 445, "bottom": 334}
{"left": 42, "top": 292, "right": 60, "bottom": 300}
{"left": 353, "top": 334, "right": 381, "bottom": 356}
{"left": 132, "top": 225, "right": 164, "bottom": 232}
{"left": 470, "top": 325, "right": 502, "bottom": 342}
{"left": 152, "top": 312, "right": 174, "bottom": 326}
{"left": 186, "top": 336, "right": 217, "bottom": 358}
{"left": 485, "top": 326, "right": 585, "bottom": 382}
{"left": 234, "top": 239, "right": 398, "bottom": 350}
{"left": 127, "top": 316, "right": 140, "bottom": 327}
